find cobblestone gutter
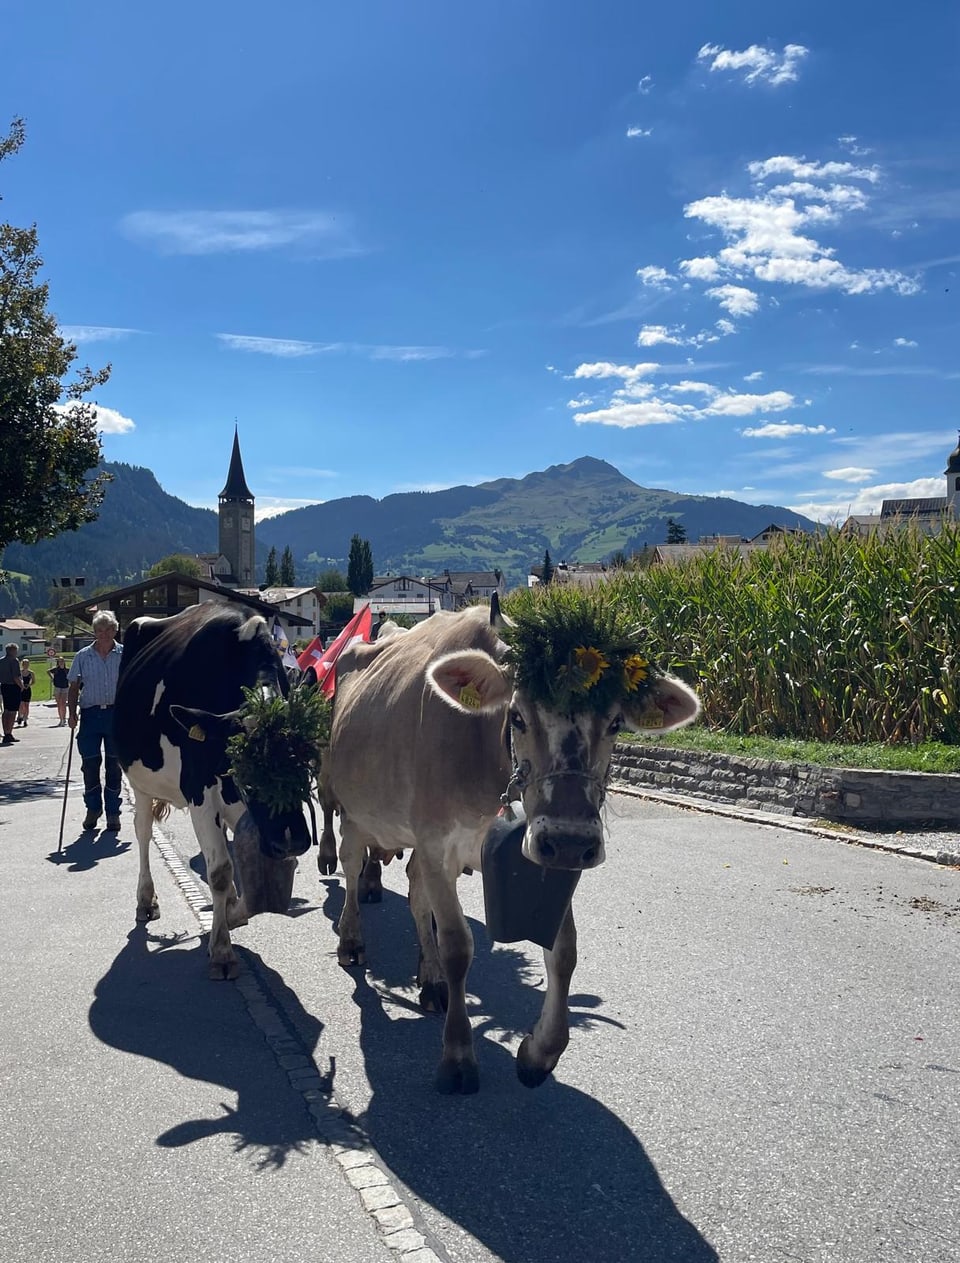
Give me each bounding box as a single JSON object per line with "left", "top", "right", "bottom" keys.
{"left": 611, "top": 743, "right": 960, "bottom": 828}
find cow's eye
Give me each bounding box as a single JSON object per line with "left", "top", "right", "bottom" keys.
{"left": 607, "top": 713, "right": 625, "bottom": 736}
{"left": 509, "top": 709, "right": 526, "bottom": 733}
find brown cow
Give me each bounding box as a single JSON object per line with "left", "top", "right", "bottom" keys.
{"left": 324, "top": 595, "right": 700, "bottom": 1093}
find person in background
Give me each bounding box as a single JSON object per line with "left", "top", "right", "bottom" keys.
{"left": 48, "top": 655, "right": 70, "bottom": 726}
{"left": 0, "top": 643, "right": 22, "bottom": 746}
{"left": 67, "top": 611, "right": 123, "bottom": 831}
{"left": 17, "top": 659, "right": 35, "bottom": 726}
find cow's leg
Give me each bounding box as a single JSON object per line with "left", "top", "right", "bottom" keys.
{"left": 516, "top": 904, "right": 578, "bottom": 1088}
{"left": 336, "top": 817, "right": 370, "bottom": 967}
{"left": 133, "top": 788, "right": 159, "bottom": 922}
{"left": 407, "top": 850, "right": 446, "bottom": 1012}
{"left": 358, "top": 856, "right": 383, "bottom": 903}
{"left": 416, "top": 854, "right": 477, "bottom": 1094}
{"left": 190, "top": 799, "right": 242, "bottom": 980}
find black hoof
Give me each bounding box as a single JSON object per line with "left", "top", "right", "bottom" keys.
{"left": 135, "top": 901, "right": 160, "bottom": 923}
{"left": 418, "top": 979, "right": 449, "bottom": 1013}
{"left": 209, "top": 958, "right": 239, "bottom": 981}
{"left": 435, "top": 1059, "right": 479, "bottom": 1095}
{"left": 317, "top": 854, "right": 337, "bottom": 876}
{"left": 337, "top": 943, "right": 366, "bottom": 968}
{"left": 358, "top": 885, "right": 383, "bottom": 904}
{"left": 516, "top": 1036, "right": 552, "bottom": 1089}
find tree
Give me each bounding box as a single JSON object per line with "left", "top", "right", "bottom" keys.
{"left": 609, "top": 549, "right": 629, "bottom": 570}
{"left": 316, "top": 568, "right": 348, "bottom": 591}
{"left": 0, "top": 119, "right": 111, "bottom": 557}
{"left": 347, "top": 534, "right": 373, "bottom": 596}
{"left": 146, "top": 553, "right": 202, "bottom": 579}
{"left": 264, "top": 546, "right": 279, "bottom": 586}
{"left": 541, "top": 549, "right": 554, "bottom": 585}
{"left": 279, "top": 545, "right": 295, "bottom": 586}
{"left": 666, "top": 518, "right": 687, "bottom": 544}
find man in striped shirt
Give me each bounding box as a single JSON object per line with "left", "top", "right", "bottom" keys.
{"left": 68, "top": 610, "right": 124, "bottom": 832}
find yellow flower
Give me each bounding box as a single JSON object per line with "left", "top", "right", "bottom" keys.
{"left": 573, "top": 645, "right": 609, "bottom": 689}
{"left": 622, "top": 653, "right": 649, "bottom": 691}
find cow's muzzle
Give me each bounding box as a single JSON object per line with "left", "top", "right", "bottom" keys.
{"left": 522, "top": 818, "right": 606, "bottom": 871}
{"left": 246, "top": 800, "right": 312, "bottom": 859}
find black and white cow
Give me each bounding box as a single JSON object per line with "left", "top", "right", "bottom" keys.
{"left": 114, "top": 604, "right": 312, "bottom": 978}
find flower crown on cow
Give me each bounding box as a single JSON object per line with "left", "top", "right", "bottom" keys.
{"left": 500, "top": 585, "right": 662, "bottom": 715}
{"left": 227, "top": 684, "right": 331, "bottom": 816}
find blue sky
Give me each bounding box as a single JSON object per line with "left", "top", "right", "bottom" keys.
{"left": 5, "top": 1, "right": 959, "bottom": 525}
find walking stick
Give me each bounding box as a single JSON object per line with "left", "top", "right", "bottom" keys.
{"left": 57, "top": 725, "right": 75, "bottom": 856}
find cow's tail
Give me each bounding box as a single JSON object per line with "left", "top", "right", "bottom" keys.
{"left": 151, "top": 799, "right": 172, "bottom": 822}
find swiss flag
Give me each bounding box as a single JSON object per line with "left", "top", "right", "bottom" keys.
{"left": 300, "top": 604, "right": 373, "bottom": 696}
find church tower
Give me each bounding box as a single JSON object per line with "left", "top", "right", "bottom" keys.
{"left": 945, "top": 432, "right": 960, "bottom": 519}
{"left": 218, "top": 427, "right": 255, "bottom": 586}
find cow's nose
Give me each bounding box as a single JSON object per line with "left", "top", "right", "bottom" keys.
{"left": 524, "top": 821, "right": 605, "bottom": 870}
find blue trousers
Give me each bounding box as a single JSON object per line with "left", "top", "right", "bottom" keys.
{"left": 77, "top": 707, "right": 122, "bottom": 818}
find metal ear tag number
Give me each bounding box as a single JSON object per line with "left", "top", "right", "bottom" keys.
{"left": 459, "top": 684, "right": 482, "bottom": 710}
{"left": 188, "top": 724, "right": 206, "bottom": 741}
{"left": 637, "top": 704, "right": 663, "bottom": 728}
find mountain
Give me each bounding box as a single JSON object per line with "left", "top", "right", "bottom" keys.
{"left": 2, "top": 456, "right": 817, "bottom": 612}
{"left": 257, "top": 456, "right": 817, "bottom": 585}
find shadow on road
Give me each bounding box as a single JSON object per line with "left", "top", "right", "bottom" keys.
{"left": 47, "top": 829, "right": 131, "bottom": 871}
{"left": 88, "top": 927, "right": 324, "bottom": 1170}
{"left": 0, "top": 775, "right": 62, "bottom": 804}
{"left": 321, "top": 882, "right": 719, "bottom": 1263}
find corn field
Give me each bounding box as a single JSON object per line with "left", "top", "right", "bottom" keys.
{"left": 610, "top": 526, "right": 960, "bottom": 744}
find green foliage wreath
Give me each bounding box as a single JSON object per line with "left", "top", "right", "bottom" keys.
{"left": 227, "top": 685, "right": 332, "bottom": 816}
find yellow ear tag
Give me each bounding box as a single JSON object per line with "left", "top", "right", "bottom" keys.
{"left": 637, "top": 704, "right": 664, "bottom": 729}
{"left": 188, "top": 723, "right": 206, "bottom": 742}
{"left": 458, "top": 683, "right": 482, "bottom": 710}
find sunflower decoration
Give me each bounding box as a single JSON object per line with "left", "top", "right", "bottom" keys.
{"left": 227, "top": 684, "right": 332, "bottom": 816}
{"left": 501, "top": 584, "right": 661, "bottom": 715}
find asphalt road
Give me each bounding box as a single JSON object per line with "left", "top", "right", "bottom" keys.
{"left": 3, "top": 709, "right": 959, "bottom": 1262}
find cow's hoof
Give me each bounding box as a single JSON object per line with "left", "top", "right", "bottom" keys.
{"left": 317, "top": 853, "right": 337, "bottom": 876}
{"left": 208, "top": 957, "right": 240, "bottom": 981}
{"left": 337, "top": 941, "right": 366, "bottom": 968}
{"left": 435, "top": 1058, "right": 479, "bottom": 1095}
{"left": 515, "top": 1036, "right": 552, "bottom": 1089}
{"left": 135, "top": 900, "right": 160, "bottom": 923}
{"left": 358, "top": 884, "right": 383, "bottom": 905}
{"left": 418, "top": 979, "right": 448, "bottom": 1013}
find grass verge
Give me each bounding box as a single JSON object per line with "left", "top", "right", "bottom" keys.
{"left": 624, "top": 727, "right": 960, "bottom": 774}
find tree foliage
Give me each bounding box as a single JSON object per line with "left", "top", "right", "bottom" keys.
{"left": 146, "top": 552, "right": 202, "bottom": 579}
{"left": 346, "top": 534, "right": 373, "bottom": 595}
{"left": 264, "top": 546, "right": 279, "bottom": 586}
{"left": 541, "top": 549, "right": 554, "bottom": 584}
{"left": 279, "top": 544, "right": 295, "bottom": 586}
{"left": 0, "top": 119, "right": 111, "bottom": 556}
{"left": 666, "top": 517, "right": 687, "bottom": 544}
{"left": 316, "top": 567, "right": 347, "bottom": 591}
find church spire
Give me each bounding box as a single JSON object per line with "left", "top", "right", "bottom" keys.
{"left": 219, "top": 425, "right": 254, "bottom": 501}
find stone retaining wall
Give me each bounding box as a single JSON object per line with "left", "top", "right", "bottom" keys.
{"left": 610, "top": 743, "right": 960, "bottom": 826}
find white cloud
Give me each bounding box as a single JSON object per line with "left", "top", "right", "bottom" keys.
{"left": 706, "top": 284, "right": 759, "bottom": 316}
{"left": 794, "top": 477, "right": 945, "bottom": 522}
{"left": 53, "top": 402, "right": 135, "bottom": 435}
{"left": 573, "top": 399, "right": 691, "bottom": 428}
{"left": 626, "top": 126, "right": 653, "bottom": 138}
{"left": 637, "top": 324, "right": 685, "bottom": 346}
{"left": 742, "top": 422, "right": 833, "bottom": 438}
{"left": 893, "top": 336, "right": 918, "bottom": 348}
{"left": 566, "top": 396, "right": 594, "bottom": 408}
{"left": 255, "top": 498, "right": 323, "bottom": 521}
{"left": 59, "top": 325, "right": 140, "bottom": 343}
{"left": 744, "top": 370, "right": 764, "bottom": 381}
{"left": 748, "top": 155, "right": 880, "bottom": 185}
{"left": 680, "top": 256, "right": 721, "bottom": 281}
{"left": 838, "top": 135, "right": 873, "bottom": 157}
{"left": 121, "top": 209, "right": 360, "bottom": 257}
{"left": 637, "top": 75, "right": 654, "bottom": 94}
{"left": 697, "top": 42, "right": 809, "bottom": 86}
{"left": 705, "top": 390, "right": 795, "bottom": 417}
{"left": 217, "top": 333, "right": 467, "bottom": 361}
{"left": 636, "top": 265, "right": 675, "bottom": 289}
{"left": 573, "top": 361, "right": 660, "bottom": 383}
{"left": 823, "top": 467, "right": 877, "bottom": 482}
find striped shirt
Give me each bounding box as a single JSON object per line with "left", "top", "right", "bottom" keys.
{"left": 68, "top": 642, "right": 123, "bottom": 707}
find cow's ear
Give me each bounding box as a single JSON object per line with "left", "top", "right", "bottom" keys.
{"left": 169, "top": 704, "right": 244, "bottom": 743}
{"left": 427, "top": 650, "right": 512, "bottom": 714}
{"left": 621, "top": 674, "right": 701, "bottom": 734}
